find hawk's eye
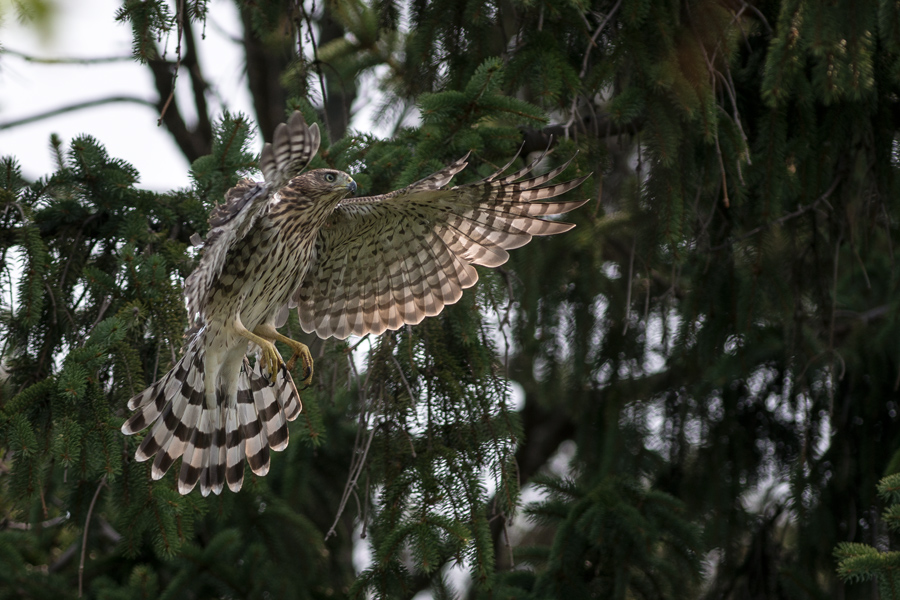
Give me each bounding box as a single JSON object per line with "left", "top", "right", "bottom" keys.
{"left": 324, "top": 173, "right": 336, "bottom": 183}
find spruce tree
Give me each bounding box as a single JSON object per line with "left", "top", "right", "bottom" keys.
{"left": 2, "top": 0, "right": 900, "bottom": 598}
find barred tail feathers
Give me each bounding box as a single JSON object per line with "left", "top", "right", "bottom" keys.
{"left": 122, "top": 347, "right": 304, "bottom": 496}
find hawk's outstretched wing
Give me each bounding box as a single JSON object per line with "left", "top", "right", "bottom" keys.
{"left": 292, "top": 151, "right": 590, "bottom": 340}
{"left": 185, "top": 112, "right": 320, "bottom": 321}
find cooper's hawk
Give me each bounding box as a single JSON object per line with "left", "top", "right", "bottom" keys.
{"left": 122, "top": 112, "right": 588, "bottom": 496}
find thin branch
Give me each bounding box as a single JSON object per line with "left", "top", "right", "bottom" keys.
{"left": 2, "top": 513, "right": 69, "bottom": 530}
{"left": 79, "top": 476, "right": 107, "bottom": 598}
{"left": 181, "top": 17, "right": 213, "bottom": 146}
{"left": 388, "top": 351, "right": 417, "bottom": 403}
{"left": 828, "top": 232, "right": 843, "bottom": 414}
{"left": 157, "top": 0, "right": 186, "bottom": 126}
{"left": 713, "top": 127, "right": 730, "bottom": 208}
{"left": 623, "top": 236, "right": 635, "bottom": 335}
{"left": 347, "top": 333, "right": 371, "bottom": 353}
{"left": 296, "top": 0, "right": 332, "bottom": 139}
{"left": 709, "top": 176, "right": 842, "bottom": 252}
{"left": 326, "top": 422, "right": 378, "bottom": 540}
{"left": 81, "top": 297, "right": 112, "bottom": 346}
{"left": 328, "top": 345, "right": 375, "bottom": 540}
{"left": 564, "top": 0, "right": 623, "bottom": 137}
{"left": 1, "top": 48, "right": 133, "bottom": 64}
{"left": 579, "top": 0, "right": 623, "bottom": 78}
{"left": 0, "top": 97, "right": 156, "bottom": 130}
{"left": 740, "top": 0, "right": 773, "bottom": 34}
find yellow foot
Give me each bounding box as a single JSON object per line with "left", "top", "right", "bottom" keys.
{"left": 251, "top": 325, "right": 314, "bottom": 388}
{"left": 258, "top": 339, "right": 285, "bottom": 382}
{"left": 283, "top": 339, "right": 314, "bottom": 389}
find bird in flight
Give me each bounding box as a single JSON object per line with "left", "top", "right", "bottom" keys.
{"left": 122, "top": 111, "right": 589, "bottom": 496}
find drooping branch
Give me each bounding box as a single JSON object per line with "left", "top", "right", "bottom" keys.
{"left": 146, "top": 47, "right": 211, "bottom": 160}
{"left": 181, "top": 16, "right": 213, "bottom": 148}
{"left": 0, "top": 97, "right": 157, "bottom": 130}
{"left": 0, "top": 48, "right": 133, "bottom": 64}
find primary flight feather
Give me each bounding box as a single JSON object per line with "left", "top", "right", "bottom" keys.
{"left": 122, "top": 111, "right": 589, "bottom": 495}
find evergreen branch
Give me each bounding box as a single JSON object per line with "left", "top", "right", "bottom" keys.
{"left": 0, "top": 97, "right": 157, "bottom": 130}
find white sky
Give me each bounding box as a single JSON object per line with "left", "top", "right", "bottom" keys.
{"left": 1, "top": 0, "right": 238, "bottom": 190}
{"left": 0, "top": 0, "right": 392, "bottom": 192}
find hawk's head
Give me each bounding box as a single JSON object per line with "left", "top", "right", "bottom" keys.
{"left": 290, "top": 169, "right": 357, "bottom": 201}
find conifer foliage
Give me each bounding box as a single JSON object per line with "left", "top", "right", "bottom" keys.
{"left": 2, "top": 0, "right": 900, "bottom": 598}
{"left": 836, "top": 474, "right": 900, "bottom": 598}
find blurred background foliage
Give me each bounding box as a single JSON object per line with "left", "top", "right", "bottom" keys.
{"left": 2, "top": 0, "right": 900, "bottom": 597}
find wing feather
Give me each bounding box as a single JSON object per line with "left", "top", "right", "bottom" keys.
{"left": 293, "top": 153, "right": 590, "bottom": 339}
{"left": 260, "top": 111, "right": 321, "bottom": 188}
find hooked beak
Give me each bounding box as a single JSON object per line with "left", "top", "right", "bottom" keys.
{"left": 346, "top": 178, "right": 357, "bottom": 196}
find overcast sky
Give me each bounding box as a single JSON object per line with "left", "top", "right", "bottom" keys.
{"left": 0, "top": 0, "right": 392, "bottom": 192}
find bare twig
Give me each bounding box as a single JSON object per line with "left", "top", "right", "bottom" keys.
{"left": 502, "top": 516, "right": 515, "bottom": 567}
{"left": 828, "top": 233, "right": 843, "bottom": 414}
{"left": 623, "top": 236, "right": 636, "bottom": 335}
{"left": 2, "top": 513, "right": 69, "bottom": 530}
{"left": 158, "top": 0, "right": 186, "bottom": 126}
{"left": 740, "top": 0, "right": 773, "bottom": 34}
{"left": 347, "top": 334, "right": 371, "bottom": 354}
{"left": 579, "top": 0, "right": 623, "bottom": 78}
{"left": 326, "top": 422, "right": 378, "bottom": 540}
{"left": 296, "top": 0, "right": 332, "bottom": 139}
{"left": 327, "top": 344, "right": 375, "bottom": 540}
{"left": 1, "top": 48, "right": 133, "bottom": 64}
{"left": 388, "top": 352, "right": 417, "bottom": 403}
{"left": 0, "top": 97, "right": 156, "bottom": 130}
{"left": 709, "top": 176, "right": 842, "bottom": 252}
{"left": 564, "top": 0, "right": 623, "bottom": 136}
{"left": 713, "top": 128, "right": 730, "bottom": 208}
{"left": 81, "top": 296, "right": 112, "bottom": 346}
{"left": 79, "top": 476, "right": 107, "bottom": 598}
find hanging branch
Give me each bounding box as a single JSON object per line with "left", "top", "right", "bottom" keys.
{"left": 295, "top": 0, "right": 333, "bottom": 140}
{"left": 157, "top": 0, "right": 185, "bottom": 126}
{"left": 326, "top": 345, "right": 376, "bottom": 540}
{"left": 0, "top": 97, "right": 156, "bottom": 130}
{"left": 708, "top": 175, "right": 842, "bottom": 252}
{"left": 564, "top": 0, "right": 623, "bottom": 136}
{"left": 0, "top": 48, "right": 133, "bottom": 64}
{"left": 79, "top": 476, "right": 107, "bottom": 598}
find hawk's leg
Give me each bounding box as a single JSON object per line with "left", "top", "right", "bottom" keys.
{"left": 252, "top": 324, "right": 314, "bottom": 388}
{"left": 234, "top": 323, "right": 285, "bottom": 380}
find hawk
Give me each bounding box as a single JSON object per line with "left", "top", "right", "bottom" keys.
{"left": 122, "top": 112, "right": 589, "bottom": 496}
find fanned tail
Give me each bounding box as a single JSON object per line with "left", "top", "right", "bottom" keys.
{"left": 122, "top": 346, "right": 303, "bottom": 496}
{"left": 221, "top": 360, "right": 302, "bottom": 494}
{"left": 121, "top": 341, "right": 205, "bottom": 481}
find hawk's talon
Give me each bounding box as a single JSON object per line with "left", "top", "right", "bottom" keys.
{"left": 280, "top": 341, "right": 314, "bottom": 388}
{"left": 259, "top": 340, "right": 285, "bottom": 384}
{"left": 250, "top": 325, "right": 313, "bottom": 388}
